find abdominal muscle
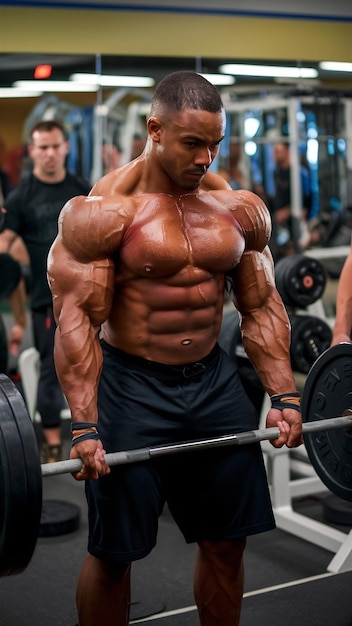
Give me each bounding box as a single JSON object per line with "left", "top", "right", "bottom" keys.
{"left": 101, "top": 267, "right": 226, "bottom": 365}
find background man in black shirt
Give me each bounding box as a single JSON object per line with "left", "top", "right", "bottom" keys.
{"left": 0, "top": 119, "right": 91, "bottom": 462}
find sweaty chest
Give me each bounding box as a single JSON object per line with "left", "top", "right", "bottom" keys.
{"left": 119, "top": 195, "right": 244, "bottom": 278}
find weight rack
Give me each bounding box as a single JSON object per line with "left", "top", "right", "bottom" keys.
{"left": 262, "top": 244, "right": 352, "bottom": 573}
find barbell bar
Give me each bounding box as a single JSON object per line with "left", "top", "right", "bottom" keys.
{"left": 42, "top": 415, "right": 352, "bottom": 478}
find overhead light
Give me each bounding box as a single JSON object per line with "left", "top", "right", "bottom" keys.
{"left": 319, "top": 61, "right": 352, "bottom": 72}
{"left": 0, "top": 88, "right": 43, "bottom": 98}
{"left": 200, "top": 73, "right": 235, "bottom": 86}
{"left": 219, "top": 64, "right": 318, "bottom": 79}
{"left": 70, "top": 73, "right": 155, "bottom": 88}
{"left": 13, "top": 80, "right": 99, "bottom": 92}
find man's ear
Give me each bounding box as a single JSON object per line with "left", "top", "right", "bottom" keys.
{"left": 147, "top": 117, "right": 162, "bottom": 143}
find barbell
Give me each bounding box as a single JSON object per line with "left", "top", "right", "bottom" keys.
{"left": 42, "top": 415, "right": 352, "bottom": 477}
{"left": 1, "top": 342, "right": 352, "bottom": 578}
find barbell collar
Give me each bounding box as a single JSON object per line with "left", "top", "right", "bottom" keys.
{"left": 41, "top": 415, "right": 352, "bottom": 478}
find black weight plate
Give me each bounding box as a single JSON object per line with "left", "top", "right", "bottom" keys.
{"left": 275, "top": 256, "right": 294, "bottom": 307}
{"left": 39, "top": 500, "right": 81, "bottom": 537}
{"left": 302, "top": 343, "right": 352, "bottom": 502}
{"left": 293, "top": 256, "right": 326, "bottom": 307}
{"left": 275, "top": 254, "right": 326, "bottom": 308}
{"left": 0, "top": 374, "right": 42, "bottom": 576}
{"left": 290, "top": 315, "right": 332, "bottom": 374}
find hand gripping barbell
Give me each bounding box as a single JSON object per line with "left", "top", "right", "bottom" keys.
{"left": 1, "top": 342, "right": 352, "bottom": 577}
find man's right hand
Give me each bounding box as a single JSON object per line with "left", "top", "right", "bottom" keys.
{"left": 70, "top": 439, "right": 111, "bottom": 481}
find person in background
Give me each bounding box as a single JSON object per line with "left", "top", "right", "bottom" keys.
{"left": 130, "top": 133, "right": 146, "bottom": 160}
{"left": 218, "top": 139, "right": 249, "bottom": 191}
{"left": 217, "top": 139, "right": 268, "bottom": 209}
{"left": 269, "top": 142, "right": 313, "bottom": 259}
{"left": 48, "top": 71, "right": 302, "bottom": 626}
{"left": 101, "top": 140, "right": 122, "bottom": 174}
{"left": 0, "top": 119, "right": 91, "bottom": 463}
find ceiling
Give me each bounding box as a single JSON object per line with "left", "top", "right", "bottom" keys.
{"left": 1, "top": 53, "right": 352, "bottom": 98}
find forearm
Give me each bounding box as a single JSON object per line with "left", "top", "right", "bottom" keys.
{"left": 241, "top": 295, "right": 297, "bottom": 396}
{"left": 333, "top": 305, "right": 352, "bottom": 344}
{"left": 332, "top": 252, "right": 352, "bottom": 344}
{"left": 54, "top": 317, "right": 103, "bottom": 425}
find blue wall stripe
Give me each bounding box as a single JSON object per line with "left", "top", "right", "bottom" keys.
{"left": 0, "top": 1, "right": 351, "bottom": 22}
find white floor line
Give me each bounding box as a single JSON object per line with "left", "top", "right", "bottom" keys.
{"left": 242, "top": 570, "right": 336, "bottom": 598}
{"left": 129, "top": 571, "right": 339, "bottom": 623}
{"left": 130, "top": 604, "right": 197, "bottom": 623}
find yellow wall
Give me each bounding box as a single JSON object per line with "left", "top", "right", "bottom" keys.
{"left": 0, "top": 6, "right": 351, "bottom": 61}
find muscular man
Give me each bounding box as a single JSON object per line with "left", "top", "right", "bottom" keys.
{"left": 48, "top": 72, "right": 302, "bottom": 626}
{"left": 0, "top": 119, "right": 91, "bottom": 462}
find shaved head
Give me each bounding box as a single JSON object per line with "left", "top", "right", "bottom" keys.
{"left": 150, "top": 71, "right": 224, "bottom": 118}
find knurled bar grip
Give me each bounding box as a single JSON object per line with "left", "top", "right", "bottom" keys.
{"left": 41, "top": 415, "right": 352, "bottom": 478}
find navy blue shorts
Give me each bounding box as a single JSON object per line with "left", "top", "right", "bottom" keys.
{"left": 86, "top": 341, "right": 275, "bottom": 563}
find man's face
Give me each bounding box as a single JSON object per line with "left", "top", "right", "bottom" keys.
{"left": 29, "top": 128, "right": 69, "bottom": 178}
{"left": 151, "top": 108, "right": 225, "bottom": 190}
